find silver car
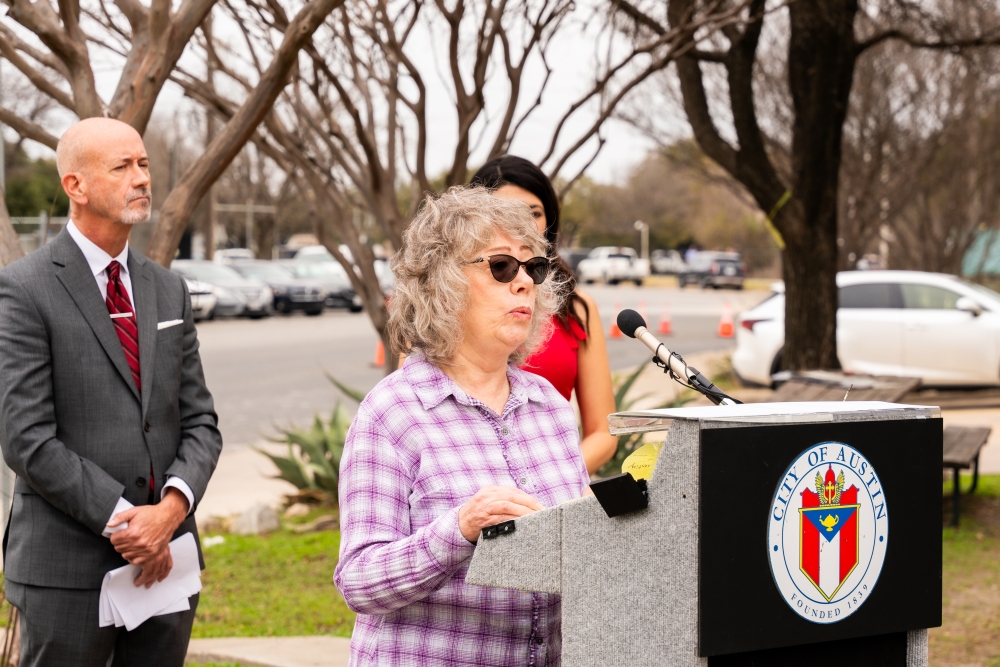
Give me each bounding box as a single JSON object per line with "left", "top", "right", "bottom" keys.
{"left": 170, "top": 260, "right": 273, "bottom": 319}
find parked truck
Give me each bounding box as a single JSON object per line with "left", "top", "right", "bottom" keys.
{"left": 576, "top": 246, "right": 651, "bottom": 285}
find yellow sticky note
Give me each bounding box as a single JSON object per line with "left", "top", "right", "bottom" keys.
{"left": 621, "top": 442, "right": 663, "bottom": 481}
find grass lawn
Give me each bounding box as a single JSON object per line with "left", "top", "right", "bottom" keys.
{"left": 0, "top": 477, "right": 996, "bottom": 666}
{"left": 931, "top": 473, "right": 1000, "bottom": 667}
{"left": 193, "top": 524, "right": 354, "bottom": 638}
{"left": 0, "top": 511, "right": 357, "bottom": 640}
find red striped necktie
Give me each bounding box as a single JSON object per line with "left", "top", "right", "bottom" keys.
{"left": 106, "top": 260, "right": 141, "bottom": 394}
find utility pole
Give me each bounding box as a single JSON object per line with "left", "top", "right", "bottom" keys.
{"left": 215, "top": 201, "right": 277, "bottom": 257}
{"left": 204, "top": 14, "right": 216, "bottom": 259}
{"left": 634, "top": 220, "right": 649, "bottom": 260}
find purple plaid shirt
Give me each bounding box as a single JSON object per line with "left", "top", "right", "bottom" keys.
{"left": 334, "top": 355, "right": 589, "bottom": 666}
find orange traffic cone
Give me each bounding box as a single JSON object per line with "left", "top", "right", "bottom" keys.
{"left": 658, "top": 302, "right": 672, "bottom": 336}
{"left": 372, "top": 339, "right": 385, "bottom": 367}
{"left": 609, "top": 303, "right": 623, "bottom": 339}
{"left": 718, "top": 302, "right": 735, "bottom": 338}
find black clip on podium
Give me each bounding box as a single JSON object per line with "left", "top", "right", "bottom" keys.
{"left": 590, "top": 473, "right": 648, "bottom": 518}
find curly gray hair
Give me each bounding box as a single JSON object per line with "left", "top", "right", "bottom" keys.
{"left": 388, "top": 186, "right": 561, "bottom": 366}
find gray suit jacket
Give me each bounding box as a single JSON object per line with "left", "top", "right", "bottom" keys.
{"left": 0, "top": 231, "right": 223, "bottom": 589}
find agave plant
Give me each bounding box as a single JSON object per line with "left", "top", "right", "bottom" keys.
{"left": 596, "top": 361, "right": 691, "bottom": 479}
{"left": 257, "top": 374, "right": 366, "bottom": 505}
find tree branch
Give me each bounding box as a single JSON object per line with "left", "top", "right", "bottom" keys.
{"left": 610, "top": 0, "right": 665, "bottom": 36}
{"left": 0, "top": 33, "right": 76, "bottom": 111}
{"left": 0, "top": 23, "right": 71, "bottom": 78}
{"left": 111, "top": 0, "right": 147, "bottom": 33}
{"left": 857, "top": 29, "right": 1000, "bottom": 55}
{"left": 0, "top": 107, "right": 60, "bottom": 149}
{"left": 146, "top": 0, "right": 343, "bottom": 265}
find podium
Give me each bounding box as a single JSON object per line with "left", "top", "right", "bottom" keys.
{"left": 466, "top": 402, "right": 942, "bottom": 666}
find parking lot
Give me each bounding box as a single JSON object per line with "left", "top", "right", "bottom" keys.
{"left": 193, "top": 279, "right": 1000, "bottom": 520}
{"left": 196, "top": 283, "right": 773, "bottom": 448}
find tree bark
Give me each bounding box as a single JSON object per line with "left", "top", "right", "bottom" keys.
{"left": 777, "top": 0, "right": 857, "bottom": 370}
{"left": 0, "top": 184, "right": 27, "bottom": 268}
{"left": 144, "top": 0, "right": 343, "bottom": 266}
{"left": 665, "top": 0, "right": 856, "bottom": 371}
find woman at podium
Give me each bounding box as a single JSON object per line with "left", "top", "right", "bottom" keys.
{"left": 334, "top": 187, "right": 590, "bottom": 666}
{"left": 471, "top": 156, "right": 618, "bottom": 474}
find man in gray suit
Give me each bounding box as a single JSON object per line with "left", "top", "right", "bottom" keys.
{"left": 0, "top": 117, "right": 223, "bottom": 665}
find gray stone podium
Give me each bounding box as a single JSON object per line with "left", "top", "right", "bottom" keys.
{"left": 466, "top": 402, "right": 940, "bottom": 666}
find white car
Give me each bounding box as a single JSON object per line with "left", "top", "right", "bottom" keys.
{"left": 651, "top": 249, "right": 686, "bottom": 275}
{"left": 576, "top": 246, "right": 651, "bottom": 285}
{"left": 213, "top": 248, "right": 256, "bottom": 263}
{"left": 732, "top": 271, "right": 1000, "bottom": 387}
{"left": 185, "top": 279, "right": 218, "bottom": 322}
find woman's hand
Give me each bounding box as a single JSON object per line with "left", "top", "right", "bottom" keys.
{"left": 458, "top": 486, "right": 545, "bottom": 543}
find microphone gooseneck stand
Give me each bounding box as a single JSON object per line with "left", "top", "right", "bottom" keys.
{"left": 589, "top": 307, "right": 743, "bottom": 519}
{"left": 616, "top": 308, "right": 742, "bottom": 407}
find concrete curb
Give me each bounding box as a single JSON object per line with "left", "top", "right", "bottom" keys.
{"left": 186, "top": 636, "right": 351, "bottom": 667}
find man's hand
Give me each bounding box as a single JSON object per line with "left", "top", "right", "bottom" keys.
{"left": 133, "top": 548, "right": 173, "bottom": 588}
{"left": 458, "top": 486, "right": 545, "bottom": 543}
{"left": 108, "top": 488, "right": 189, "bottom": 587}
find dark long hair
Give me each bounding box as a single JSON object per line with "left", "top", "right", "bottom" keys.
{"left": 470, "top": 156, "right": 589, "bottom": 337}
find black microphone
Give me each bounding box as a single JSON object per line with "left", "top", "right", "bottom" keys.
{"left": 616, "top": 308, "right": 647, "bottom": 339}
{"left": 616, "top": 309, "right": 741, "bottom": 406}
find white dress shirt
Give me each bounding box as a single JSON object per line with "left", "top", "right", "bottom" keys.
{"left": 65, "top": 221, "right": 195, "bottom": 528}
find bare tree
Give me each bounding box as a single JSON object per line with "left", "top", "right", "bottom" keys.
{"left": 144, "top": 0, "right": 342, "bottom": 262}
{"left": 610, "top": 0, "right": 1000, "bottom": 371}
{"left": 171, "top": 0, "right": 752, "bottom": 373}
{"left": 839, "top": 40, "right": 1000, "bottom": 274}
{"left": 0, "top": 0, "right": 342, "bottom": 267}
{"left": 0, "top": 0, "right": 217, "bottom": 132}
{"left": 0, "top": 184, "right": 22, "bottom": 265}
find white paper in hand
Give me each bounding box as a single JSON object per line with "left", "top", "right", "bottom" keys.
{"left": 102, "top": 497, "right": 135, "bottom": 538}
{"left": 98, "top": 532, "right": 202, "bottom": 630}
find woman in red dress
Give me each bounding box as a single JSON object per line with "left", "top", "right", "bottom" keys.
{"left": 471, "top": 157, "right": 617, "bottom": 474}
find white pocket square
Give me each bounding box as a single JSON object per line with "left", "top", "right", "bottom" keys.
{"left": 157, "top": 319, "right": 183, "bottom": 331}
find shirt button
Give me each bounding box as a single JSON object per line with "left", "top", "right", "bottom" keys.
{"left": 143, "top": 422, "right": 151, "bottom": 432}
{"left": 500, "top": 427, "right": 509, "bottom": 436}
{"left": 519, "top": 477, "right": 527, "bottom": 485}
{"left": 135, "top": 477, "right": 146, "bottom": 488}
{"left": 535, "top": 637, "right": 543, "bottom": 645}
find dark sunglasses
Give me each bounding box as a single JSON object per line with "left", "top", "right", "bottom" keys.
{"left": 468, "top": 254, "right": 551, "bottom": 285}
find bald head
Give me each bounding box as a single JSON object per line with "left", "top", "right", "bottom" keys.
{"left": 57, "top": 118, "right": 144, "bottom": 178}
{"left": 58, "top": 118, "right": 151, "bottom": 233}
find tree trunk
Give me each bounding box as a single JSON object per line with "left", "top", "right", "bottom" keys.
{"left": 778, "top": 201, "right": 841, "bottom": 371}
{"left": 0, "top": 185, "right": 26, "bottom": 268}
{"left": 144, "top": 0, "right": 342, "bottom": 265}
{"left": 667, "top": 0, "right": 856, "bottom": 371}
{"left": 776, "top": 0, "right": 858, "bottom": 371}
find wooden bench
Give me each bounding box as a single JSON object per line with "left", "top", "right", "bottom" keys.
{"left": 769, "top": 371, "right": 921, "bottom": 403}
{"left": 943, "top": 426, "right": 992, "bottom": 527}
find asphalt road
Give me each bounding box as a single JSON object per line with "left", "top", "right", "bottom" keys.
{"left": 196, "top": 284, "right": 773, "bottom": 447}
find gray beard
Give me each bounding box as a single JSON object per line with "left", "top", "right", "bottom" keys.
{"left": 120, "top": 200, "right": 152, "bottom": 225}
{"left": 90, "top": 191, "right": 152, "bottom": 226}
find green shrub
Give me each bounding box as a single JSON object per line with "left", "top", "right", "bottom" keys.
{"left": 257, "top": 375, "right": 366, "bottom": 505}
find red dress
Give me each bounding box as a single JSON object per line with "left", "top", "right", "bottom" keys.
{"left": 520, "top": 315, "right": 587, "bottom": 400}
